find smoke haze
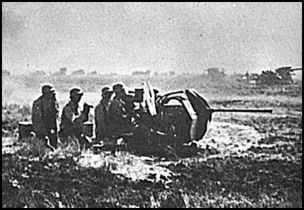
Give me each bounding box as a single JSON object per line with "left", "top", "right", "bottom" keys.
{"left": 2, "top": 2, "right": 302, "bottom": 75}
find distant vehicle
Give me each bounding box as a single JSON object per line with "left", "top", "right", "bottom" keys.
{"left": 275, "top": 66, "right": 302, "bottom": 84}
{"left": 242, "top": 66, "right": 302, "bottom": 85}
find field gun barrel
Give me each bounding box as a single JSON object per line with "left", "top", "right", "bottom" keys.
{"left": 290, "top": 68, "right": 302, "bottom": 71}
{"left": 208, "top": 108, "right": 272, "bottom": 113}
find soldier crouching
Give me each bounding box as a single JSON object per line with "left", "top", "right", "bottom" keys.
{"left": 59, "top": 88, "right": 93, "bottom": 148}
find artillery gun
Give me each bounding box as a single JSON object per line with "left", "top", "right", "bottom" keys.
{"left": 16, "top": 81, "right": 272, "bottom": 155}
{"left": 117, "top": 81, "right": 272, "bottom": 150}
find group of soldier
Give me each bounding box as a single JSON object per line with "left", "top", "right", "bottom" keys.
{"left": 31, "top": 83, "right": 134, "bottom": 149}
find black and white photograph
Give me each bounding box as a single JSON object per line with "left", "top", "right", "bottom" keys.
{"left": 2, "top": 2, "right": 302, "bottom": 208}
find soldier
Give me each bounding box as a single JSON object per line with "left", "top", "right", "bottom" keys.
{"left": 32, "top": 84, "right": 59, "bottom": 148}
{"left": 59, "top": 88, "right": 93, "bottom": 147}
{"left": 108, "top": 83, "right": 132, "bottom": 137}
{"left": 94, "top": 87, "right": 113, "bottom": 141}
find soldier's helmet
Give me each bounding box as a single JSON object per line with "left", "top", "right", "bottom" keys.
{"left": 42, "top": 84, "right": 55, "bottom": 95}
{"left": 101, "top": 87, "right": 113, "bottom": 97}
{"left": 102, "top": 87, "right": 110, "bottom": 95}
{"left": 112, "top": 83, "right": 124, "bottom": 94}
{"left": 70, "top": 88, "right": 83, "bottom": 98}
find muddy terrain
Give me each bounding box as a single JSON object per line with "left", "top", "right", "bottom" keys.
{"left": 2, "top": 75, "right": 302, "bottom": 208}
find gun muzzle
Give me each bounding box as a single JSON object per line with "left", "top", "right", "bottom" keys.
{"left": 209, "top": 108, "right": 272, "bottom": 113}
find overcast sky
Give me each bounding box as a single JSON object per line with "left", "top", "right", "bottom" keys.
{"left": 2, "top": 2, "right": 302, "bottom": 75}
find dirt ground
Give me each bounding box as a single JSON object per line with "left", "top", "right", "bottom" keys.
{"left": 2, "top": 74, "right": 302, "bottom": 207}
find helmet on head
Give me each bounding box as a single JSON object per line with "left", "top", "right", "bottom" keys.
{"left": 102, "top": 87, "right": 113, "bottom": 97}
{"left": 70, "top": 88, "right": 83, "bottom": 98}
{"left": 102, "top": 87, "right": 110, "bottom": 95}
{"left": 42, "top": 84, "right": 55, "bottom": 95}
{"left": 112, "top": 83, "right": 124, "bottom": 94}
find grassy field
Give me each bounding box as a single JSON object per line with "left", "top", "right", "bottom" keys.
{"left": 2, "top": 74, "right": 302, "bottom": 208}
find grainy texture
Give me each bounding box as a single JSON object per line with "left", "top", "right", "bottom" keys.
{"left": 2, "top": 74, "right": 302, "bottom": 208}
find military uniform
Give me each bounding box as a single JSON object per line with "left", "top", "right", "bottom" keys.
{"left": 32, "top": 85, "right": 59, "bottom": 147}
{"left": 108, "top": 97, "right": 128, "bottom": 135}
{"left": 59, "top": 100, "right": 88, "bottom": 139}
{"left": 94, "top": 98, "right": 111, "bottom": 140}
{"left": 107, "top": 84, "right": 133, "bottom": 137}
{"left": 59, "top": 87, "right": 93, "bottom": 147}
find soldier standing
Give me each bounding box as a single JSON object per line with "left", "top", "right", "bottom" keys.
{"left": 94, "top": 87, "right": 113, "bottom": 141}
{"left": 108, "top": 83, "right": 132, "bottom": 137}
{"left": 32, "top": 84, "right": 59, "bottom": 148}
{"left": 59, "top": 88, "right": 92, "bottom": 147}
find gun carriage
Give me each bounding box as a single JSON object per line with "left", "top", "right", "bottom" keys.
{"left": 118, "top": 82, "right": 272, "bottom": 149}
